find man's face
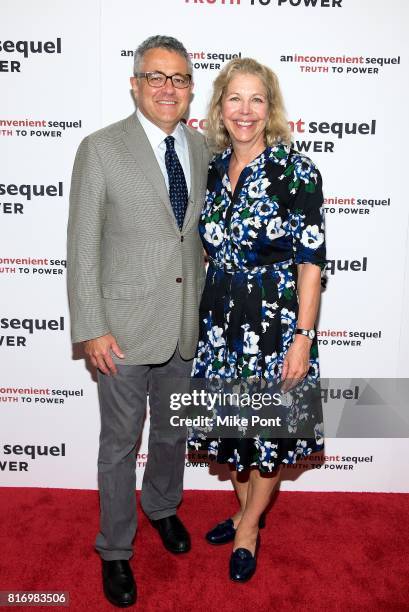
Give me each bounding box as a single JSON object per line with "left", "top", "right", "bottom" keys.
{"left": 130, "top": 48, "right": 193, "bottom": 134}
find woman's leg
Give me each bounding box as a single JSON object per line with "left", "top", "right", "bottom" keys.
{"left": 233, "top": 466, "right": 282, "bottom": 553}
{"left": 229, "top": 468, "right": 250, "bottom": 527}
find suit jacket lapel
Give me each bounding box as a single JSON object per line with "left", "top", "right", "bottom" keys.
{"left": 182, "top": 123, "right": 202, "bottom": 232}
{"left": 121, "top": 114, "right": 180, "bottom": 233}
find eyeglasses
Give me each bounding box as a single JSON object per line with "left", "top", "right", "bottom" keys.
{"left": 135, "top": 71, "right": 192, "bottom": 89}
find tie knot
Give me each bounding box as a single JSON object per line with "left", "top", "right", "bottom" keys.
{"left": 164, "top": 135, "right": 175, "bottom": 150}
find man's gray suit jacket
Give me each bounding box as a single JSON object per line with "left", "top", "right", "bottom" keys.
{"left": 67, "top": 113, "right": 208, "bottom": 365}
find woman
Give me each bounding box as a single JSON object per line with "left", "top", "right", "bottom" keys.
{"left": 190, "top": 58, "right": 326, "bottom": 582}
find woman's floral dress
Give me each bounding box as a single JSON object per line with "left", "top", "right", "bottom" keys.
{"left": 189, "top": 144, "right": 326, "bottom": 473}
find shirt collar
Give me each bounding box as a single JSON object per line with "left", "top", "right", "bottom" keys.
{"left": 136, "top": 109, "right": 185, "bottom": 151}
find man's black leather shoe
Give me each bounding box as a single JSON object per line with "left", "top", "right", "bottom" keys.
{"left": 206, "top": 513, "right": 266, "bottom": 545}
{"left": 151, "top": 515, "right": 191, "bottom": 553}
{"left": 102, "top": 560, "right": 136, "bottom": 608}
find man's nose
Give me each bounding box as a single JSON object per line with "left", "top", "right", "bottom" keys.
{"left": 162, "top": 77, "right": 176, "bottom": 94}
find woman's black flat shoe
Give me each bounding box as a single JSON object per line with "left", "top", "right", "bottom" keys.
{"left": 205, "top": 513, "right": 266, "bottom": 545}
{"left": 205, "top": 518, "right": 236, "bottom": 544}
{"left": 229, "top": 538, "right": 259, "bottom": 582}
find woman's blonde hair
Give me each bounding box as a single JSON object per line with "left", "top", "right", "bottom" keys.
{"left": 206, "top": 58, "right": 291, "bottom": 152}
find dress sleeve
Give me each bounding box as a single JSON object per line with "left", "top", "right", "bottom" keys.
{"left": 286, "top": 155, "right": 326, "bottom": 269}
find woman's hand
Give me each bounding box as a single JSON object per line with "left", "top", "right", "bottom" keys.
{"left": 281, "top": 335, "right": 311, "bottom": 392}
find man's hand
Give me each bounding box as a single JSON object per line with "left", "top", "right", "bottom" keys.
{"left": 84, "top": 334, "right": 124, "bottom": 376}
{"left": 281, "top": 336, "right": 311, "bottom": 392}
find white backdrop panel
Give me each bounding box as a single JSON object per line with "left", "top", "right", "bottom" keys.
{"left": 1, "top": 0, "right": 408, "bottom": 491}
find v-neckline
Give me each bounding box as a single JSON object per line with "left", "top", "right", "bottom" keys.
{"left": 229, "top": 165, "right": 250, "bottom": 202}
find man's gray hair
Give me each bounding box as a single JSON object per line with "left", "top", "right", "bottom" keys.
{"left": 133, "top": 35, "right": 192, "bottom": 76}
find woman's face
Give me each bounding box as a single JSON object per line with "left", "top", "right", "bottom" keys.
{"left": 221, "top": 72, "right": 269, "bottom": 151}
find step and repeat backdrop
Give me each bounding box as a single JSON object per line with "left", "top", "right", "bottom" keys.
{"left": 2, "top": 0, "right": 409, "bottom": 492}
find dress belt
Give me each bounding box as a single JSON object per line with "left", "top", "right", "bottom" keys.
{"left": 207, "top": 256, "right": 294, "bottom": 275}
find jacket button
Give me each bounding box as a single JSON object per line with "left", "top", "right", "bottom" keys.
{"left": 176, "top": 277, "right": 182, "bottom": 283}
{"left": 181, "top": 235, "right": 184, "bottom": 242}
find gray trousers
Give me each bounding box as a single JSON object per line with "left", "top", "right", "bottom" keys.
{"left": 95, "top": 348, "right": 192, "bottom": 560}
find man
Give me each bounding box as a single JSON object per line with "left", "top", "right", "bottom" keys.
{"left": 67, "top": 35, "right": 208, "bottom": 607}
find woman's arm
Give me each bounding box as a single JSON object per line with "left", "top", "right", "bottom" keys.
{"left": 281, "top": 263, "right": 321, "bottom": 391}
{"left": 296, "top": 262, "right": 321, "bottom": 329}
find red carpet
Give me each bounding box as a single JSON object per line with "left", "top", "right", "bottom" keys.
{"left": 0, "top": 489, "right": 408, "bottom": 611}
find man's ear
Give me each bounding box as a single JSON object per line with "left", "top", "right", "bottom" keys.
{"left": 130, "top": 76, "right": 139, "bottom": 101}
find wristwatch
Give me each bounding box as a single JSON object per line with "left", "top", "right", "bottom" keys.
{"left": 295, "top": 328, "right": 316, "bottom": 340}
